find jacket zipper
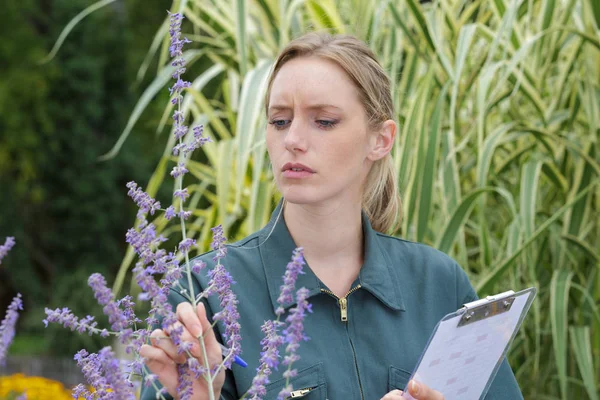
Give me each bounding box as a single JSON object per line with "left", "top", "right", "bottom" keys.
{"left": 320, "top": 285, "right": 364, "bottom": 400}
{"left": 320, "top": 285, "right": 362, "bottom": 322}
{"left": 288, "top": 386, "right": 315, "bottom": 398}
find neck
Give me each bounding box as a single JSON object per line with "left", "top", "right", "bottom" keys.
{"left": 283, "top": 200, "right": 364, "bottom": 276}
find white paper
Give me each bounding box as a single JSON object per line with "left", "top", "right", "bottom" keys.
{"left": 403, "top": 293, "right": 529, "bottom": 400}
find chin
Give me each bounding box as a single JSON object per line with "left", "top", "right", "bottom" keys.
{"left": 280, "top": 187, "right": 325, "bottom": 205}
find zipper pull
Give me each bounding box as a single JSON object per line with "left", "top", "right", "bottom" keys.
{"left": 289, "top": 387, "right": 314, "bottom": 398}
{"left": 339, "top": 297, "right": 348, "bottom": 322}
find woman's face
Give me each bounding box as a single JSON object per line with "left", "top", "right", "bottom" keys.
{"left": 266, "top": 56, "right": 376, "bottom": 208}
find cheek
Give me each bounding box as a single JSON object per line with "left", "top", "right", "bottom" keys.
{"left": 326, "top": 132, "right": 368, "bottom": 164}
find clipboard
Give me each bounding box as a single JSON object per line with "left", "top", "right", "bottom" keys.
{"left": 403, "top": 287, "right": 536, "bottom": 400}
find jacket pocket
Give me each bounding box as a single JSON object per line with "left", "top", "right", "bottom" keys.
{"left": 263, "top": 362, "right": 327, "bottom": 400}
{"left": 388, "top": 366, "right": 412, "bottom": 393}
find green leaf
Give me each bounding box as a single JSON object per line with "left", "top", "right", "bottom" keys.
{"left": 39, "top": 0, "right": 118, "bottom": 64}
{"left": 569, "top": 327, "right": 599, "bottom": 400}
{"left": 550, "top": 269, "right": 573, "bottom": 400}
{"left": 417, "top": 83, "right": 448, "bottom": 242}
{"left": 235, "top": 60, "right": 273, "bottom": 211}
{"left": 476, "top": 179, "right": 600, "bottom": 293}
{"left": 98, "top": 50, "right": 204, "bottom": 161}
{"left": 437, "top": 187, "right": 510, "bottom": 254}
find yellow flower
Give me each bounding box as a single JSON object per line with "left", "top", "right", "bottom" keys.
{"left": 0, "top": 374, "right": 73, "bottom": 400}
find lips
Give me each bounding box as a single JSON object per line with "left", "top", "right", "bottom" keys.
{"left": 282, "top": 163, "right": 315, "bottom": 173}
{"left": 281, "top": 162, "right": 315, "bottom": 179}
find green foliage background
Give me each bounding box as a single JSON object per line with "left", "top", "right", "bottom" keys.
{"left": 1, "top": 0, "right": 598, "bottom": 399}
{"left": 0, "top": 0, "right": 170, "bottom": 355}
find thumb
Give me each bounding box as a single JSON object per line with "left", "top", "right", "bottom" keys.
{"left": 408, "top": 380, "right": 444, "bottom": 400}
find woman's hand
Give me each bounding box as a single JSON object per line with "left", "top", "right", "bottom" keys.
{"left": 380, "top": 380, "right": 444, "bottom": 400}
{"left": 139, "top": 302, "right": 226, "bottom": 399}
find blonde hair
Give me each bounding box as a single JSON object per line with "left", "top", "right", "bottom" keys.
{"left": 264, "top": 32, "right": 402, "bottom": 233}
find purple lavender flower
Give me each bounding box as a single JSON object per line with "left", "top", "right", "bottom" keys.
{"left": 176, "top": 364, "right": 194, "bottom": 400}
{"left": 74, "top": 347, "right": 136, "bottom": 399}
{"left": 43, "top": 307, "right": 98, "bottom": 335}
{"left": 281, "top": 287, "right": 312, "bottom": 367}
{"left": 276, "top": 248, "right": 305, "bottom": 315}
{"left": 0, "top": 293, "right": 23, "bottom": 365}
{"left": 126, "top": 181, "right": 161, "bottom": 215}
{"left": 191, "top": 259, "right": 206, "bottom": 274}
{"left": 178, "top": 238, "right": 197, "bottom": 253}
{"left": 169, "top": 78, "right": 192, "bottom": 96}
{"left": 170, "top": 162, "right": 189, "bottom": 178}
{"left": 0, "top": 236, "right": 15, "bottom": 265}
{"left": 174, "top": 188, "right": 189, "bottom": 201}
{"left": 246, "top": 320, "right": 285, "bottom": 399}
{"left": 277, "top": 385, "right": 293, "bottom": 400}
{"left": 168, "top": 12, "right": 191, "bottom": 59}
{"left": 204, "top": 225, "right": 240, "bottom": 366}
{"left": 186, "top": 125, "right": 211, "bottom": 155}
{"left": 179, "top": 210, "right": 192, "bottom": 220}
{"left": 88, "top": 273, "right": 139, "bottom": 333}
{"left": 187, "top": 356, "right": 207, "bottom": 379}
{"left": 211, "top": 224, "right": 227, "bottom": 263}
{"left": 165, "top": 205, "right": 177, "bottom": 220}
{"left": 206, "top": 264, "right": 241, "bottom": 368}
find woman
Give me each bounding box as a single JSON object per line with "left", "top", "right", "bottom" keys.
{"left": 139, "top": 32, "right": 523, "bottom": 400}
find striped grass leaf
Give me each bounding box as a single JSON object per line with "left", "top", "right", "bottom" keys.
{"left": 436, "top": 187, "right": 513, "bottom": 254}
{"left": 520, "top": 160, "right": 543, "bottom": 240}
{"left": 561, "top": 235, "right": 600, "bottom": 264}
{"left": 450, "top": 24, "right": 477, "bottom": 137}
{"left": 416, "top": 82, "right": 449, "bottom": 243}
{"left": 404, "top": 72, "right": 435, "bottom": 239}
{"left": 569, "top": 326, "right": 599, "bottom": 400}
{"left": 476, "top": 179, "right": 600, "bottom": 294}
{"left": 425, "top": 4, "right": 454, "bottom": 80}
{"left": 216, "top": 139, "right": 236, "bottom": 232}
{"left": 388, "top": 4, "right": 430, "bottom": 63}
{"left": 235, "top": 0, "right": 248, "bottom": 76}
{"left": 234, "top": 60, "right": 273, "bottom": 211}
{"left": 306, "top": 0, "right": 345, "bottom": 32}
{"left": 550, "top": 268, "right": 573, "bottom": 400}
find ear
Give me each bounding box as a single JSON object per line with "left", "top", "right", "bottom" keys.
{"left": 367, "top": 119, "right": 396, "bottom": 161}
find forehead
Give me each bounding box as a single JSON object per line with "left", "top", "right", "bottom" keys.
{"left": 268, "top": 56, "right": 361, "bottom": 109}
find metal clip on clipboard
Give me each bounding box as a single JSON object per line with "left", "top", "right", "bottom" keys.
{"left": 457, "top": 290, "right": 517, "bottom": 327}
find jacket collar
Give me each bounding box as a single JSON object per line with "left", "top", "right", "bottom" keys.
{"left": 258, "top": 200, "right": 405, "bottom": 314}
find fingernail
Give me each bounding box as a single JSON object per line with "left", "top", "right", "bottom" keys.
{"left": 191, "top": 324, "right": 202, "bottom": 338}
{"left": 410, "top": 380, "right": 419, "bottom": 395}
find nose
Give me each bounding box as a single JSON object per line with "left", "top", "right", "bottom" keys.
{"left": 283, "top": 119, "right": 308, "bottom": 153}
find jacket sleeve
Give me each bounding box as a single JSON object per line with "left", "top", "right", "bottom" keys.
{"left": 139, "top": 274, "right": 239, "bottom": 400}
{"left": 484, "top": 358, "right": 524, "bottom": 400}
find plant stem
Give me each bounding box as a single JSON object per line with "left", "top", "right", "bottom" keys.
{"left": 200, "top": 336, "right": 216, "bottom": 400}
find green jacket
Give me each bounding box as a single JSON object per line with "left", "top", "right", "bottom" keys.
{"left": 141, "top": 202, "right": 523, "bottom": 400}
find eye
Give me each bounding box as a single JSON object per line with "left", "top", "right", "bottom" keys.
{"left": 268, "top": 119, "right": 290, "bottom": 130}
{"left": 317, "top": 120, "right": 338, "bottom": 129}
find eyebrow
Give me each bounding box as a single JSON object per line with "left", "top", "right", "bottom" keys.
{"left": 268, "top": 103, "right": 342, "bottom": 113}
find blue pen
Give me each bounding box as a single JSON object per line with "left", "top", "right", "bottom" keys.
{"left": 219, "top": 343, "right": 247, "bottom": 368}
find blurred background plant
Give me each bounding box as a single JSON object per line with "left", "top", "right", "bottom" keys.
{"left": 1, "top": 0, "right": 598, "bottom": 399}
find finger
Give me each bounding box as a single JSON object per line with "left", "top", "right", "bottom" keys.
{"left": 139, "top": 344, "right": 178, "bottom": 395}
{"left": 196, "top": 302, "right": 223, "bottom": 361}
{"left": 150, "top": 328, "right": 186, "bottom": 364}
{"left": 177, "top": 301, "right": 204, "bottom": 338}
{"left": 408, "top": 380, "right": 444, "bottom": 400}
{"left": 177, "top": 301, "right": 222, "bottom": 363}
{"left": 380, "top": 389, "right": 405, "bottom": 399}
